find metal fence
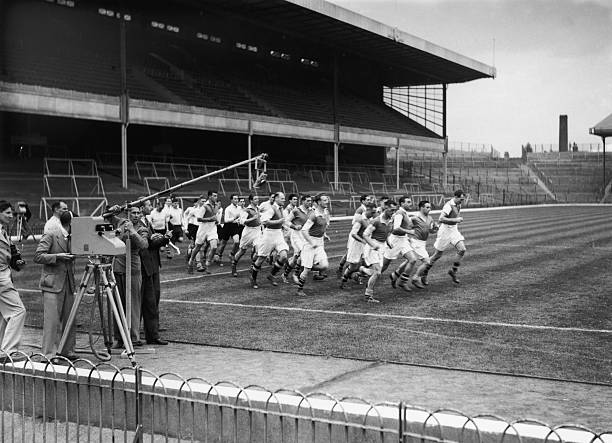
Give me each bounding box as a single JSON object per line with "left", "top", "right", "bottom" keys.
{"left": 1, "top": 354, "right": 611, "bottom": 443}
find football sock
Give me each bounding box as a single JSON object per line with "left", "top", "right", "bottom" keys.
{"left": 251, "top": 263, "right": 261, "bottom": 280}
{"left": 271, "top": 262, "right": 282, "bottom": 276}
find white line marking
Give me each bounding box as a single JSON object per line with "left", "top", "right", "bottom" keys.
{"left": 160, "top": 299, "right": 612, "bottom": 335}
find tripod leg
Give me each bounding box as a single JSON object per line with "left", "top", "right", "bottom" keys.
{"left": 57, "top": 264, "right": 94, "bottom": 356}
{"left": 101, "top": 269, "right": 136, "bottom": 362}
{"left": 94, "top": 270, "right": 112, "bottom": 352}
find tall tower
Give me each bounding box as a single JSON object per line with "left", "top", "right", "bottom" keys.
{"left": 559, "top": 115, "right": 568, "bottom": 152}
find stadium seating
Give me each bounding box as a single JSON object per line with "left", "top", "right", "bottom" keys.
{"left": 527, "top": 152, "right": 612, "bottom": 202}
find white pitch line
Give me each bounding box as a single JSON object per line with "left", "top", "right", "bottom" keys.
{"left": 159, "top": 254, "right": 345, "bottom": 284}
{"left": 160, "top": 299, "right": 612, "bottom": 335}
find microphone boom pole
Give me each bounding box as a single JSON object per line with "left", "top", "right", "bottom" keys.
{"left": 104, "top": 153, "right": 268, "bottom": 216}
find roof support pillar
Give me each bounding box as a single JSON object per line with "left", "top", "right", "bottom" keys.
{"left": 396, "top": 138, "right": 400, "bottom": 191}
{"left": 333, "top": 54, "right": 339, "bottom": 190}
{"left": 120, "top": 16, "right": 129, "bottom": 190}
{"left": 248, "top": 120, "right": 253, "bottom": 190}
{"left": 442, "top": 84, "right": 448, "bottom": 187}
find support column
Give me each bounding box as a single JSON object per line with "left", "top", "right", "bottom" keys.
{"left": 396, "top": 138, "right": 400, "bottom": 191}
{"left": 603, "top": 136, "right": 607, "bottom": 191}
{"left": 333, "top": 140, "right": 339, "bottom": 189}
{"left": 442, "top": 84, "right": 448, "bottom": 188}
{"left": 121, "top": 124, "right": 128, "bottom": 189}
{"left": 119, "top": 16, "right": 129, "bottom": 189}
{"left": 332, "top": 54, "right": 339, "bottom": 191}
{"left": 248, "top": 121, "right": 253, "bottom": 189}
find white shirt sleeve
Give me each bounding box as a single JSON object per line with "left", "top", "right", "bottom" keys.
{"left": 393, "top": 213, "right": 403, "bottom": 230}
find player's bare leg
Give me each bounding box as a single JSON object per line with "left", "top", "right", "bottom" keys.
{"left": 267, "top": 250, "right": 288, "bottom": 286}
{"left": 416, "top": 249, "right": 443, "bottom": 285}
{"left": 393, "top": 251, "right": 417, "bottom": 292}
{"left": 298, "top": 256, "right": 328, "bottom": 296}
{"left": 448, "top": 241, "right": 466, "bottom": 284}
{"left": 359, "top": 263, "right": 381, "bottom": 303}
{"left": 340, "top": 262, "right": 360, "bottom": 289}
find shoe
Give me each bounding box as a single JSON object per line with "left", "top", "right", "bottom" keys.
{"left": 398, "top": 283, "right": 412, "bottom": 292}
{"left": 412, "top": 279, "right": 425, "bottom": 289}
{"left": 166, "top": 255, "right": 173, "bottom": 260}
{"left": 133, "top": 340, "right": 144, "bottom": 347}
{"left": 112, "top": 341, "right": 124, "bottom": 349}
{"left": 197, "top": 266, "right": 210, "bottom": 274}
{"left": 448, "top": 270, "right": 460, "bottom": 284}
{"left": 389, "top": 274, "right": 397, "bottom": 289}
{"left": 213, "top": 254, "right": 220, "bottom": 263}
{"left": 296, "top": 289, "right": 307, "bottom": 296}
{"left": 313, "top": 274, "right": 327, "bottom": 281}
{"left": 218, "top": 261, "right": 224, "bottom": 267}
{"left": 365, "top": 296, "right": 380, "bottom": 303}
{"left": 421, "top": 275, "right": 429, "bottom": 286}
{"left": 250, "top": 274, "right": 259, "bottom": 289}
{"left": 339, "top": 281, "right": 347, "bottom": 289}
{"left": 232, "top": 264, "right": 238, "bottom": 277}
{"left": 267, "top": 274, "right": 278, "bottom": 286}
{"left": 147, "top": 338, "right": 168, "bottom": 345}
{"left": 280, "top": 274, "right": 289, "bottom": 284}
{"left": 58, "top": 353, "right": 79, "bottom": 361}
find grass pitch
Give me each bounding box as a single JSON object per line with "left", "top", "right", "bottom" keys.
{"left": 13, "top": 205, "right": 612, "bottom": 384}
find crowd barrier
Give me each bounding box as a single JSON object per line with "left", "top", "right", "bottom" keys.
{"left": 1, "top": 354, "right": 611, "bottom": 443}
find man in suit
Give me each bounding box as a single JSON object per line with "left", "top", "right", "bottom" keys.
{"left": 0, "top": 201, "right": 26, "bottom": 363}
{"left": 139, "top": 198, "right": 169, "bottom": 345}
{"left": 33, "top": 210, "right": 77, "bottom": 360}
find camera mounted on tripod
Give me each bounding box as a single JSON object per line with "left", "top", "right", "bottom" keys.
{"left": 71, "top": 217, "right": 126, "bottom": 256}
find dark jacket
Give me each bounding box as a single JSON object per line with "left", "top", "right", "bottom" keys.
{"left": 139, "top": 217, "right": 169, "bottom": 277}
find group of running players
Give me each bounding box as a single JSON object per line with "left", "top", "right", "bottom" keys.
{"left": 175, "top": 189, "right": 468, "bottom": 302}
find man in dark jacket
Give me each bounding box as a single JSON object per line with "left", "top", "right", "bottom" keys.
{"left": 139, "top": 199, "right": 169, "bottom": 345}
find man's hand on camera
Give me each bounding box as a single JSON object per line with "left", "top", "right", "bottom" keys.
{"left": 56, "top": 253, "right": 75, "bottom": 261}
{"left": 122, "top": 221, "right": 135, "bottom": 232}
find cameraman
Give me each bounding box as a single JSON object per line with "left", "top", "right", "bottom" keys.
{"left": 0, "top": 201, "right": 26, "bottom": 363}
{"left": 33, "top": 211, "right": 77, "bottom": 360}
{"left": 108, "top": 206, "right": 149, "bottom": 348}
{"left": 138, "top": 198, "right": 169, "bottom": 345}
{"left": 44, "top": 201, "right": 69, "bottom": 236}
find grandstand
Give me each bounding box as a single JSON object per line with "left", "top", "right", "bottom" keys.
{"left": 0, "top": 0, "right": 499, "bottom": 212}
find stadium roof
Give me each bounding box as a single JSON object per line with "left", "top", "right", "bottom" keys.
{"left": 590, "top": 113, "right": 612, "bottom": 138}
{"left": 199, "top": 0, "right": 497, "bottom": 86}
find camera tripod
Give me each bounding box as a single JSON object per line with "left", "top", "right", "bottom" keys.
{"left": 57, "top": 256, "right": 136, "bottom": 366}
